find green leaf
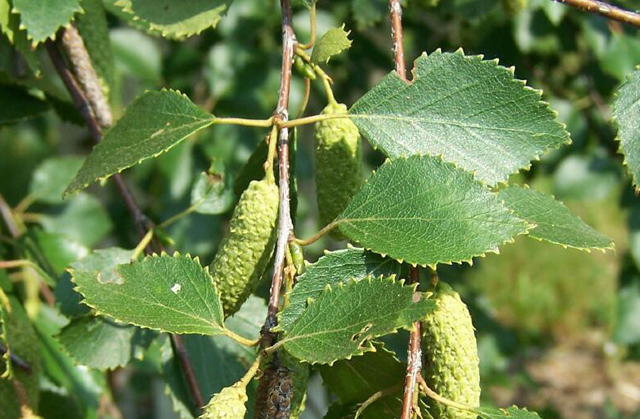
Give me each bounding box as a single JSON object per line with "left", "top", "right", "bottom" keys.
{"left": 0, "top": 297, "right": 42, "bottom": 418}
{"left": 278, "top": 276, "right": 434, "bottom": 364}
{"left": 40, "top": 193, "right": 113, "bottom": 247}
{"left": 0, "top": 2, "right": 41, "bottom": 74}
{"left": 336, "top": 155, "right": 529, "bottom": 267}
{"left": 12, "top": 0, "right": 82, "bottom": 45}
{"left": 64, "top": 90, "right": 214, "bottom": 196}
{"left": 473, "top": 406, "right": 544, "bottom": 419}
{"left": 279, "top": 247, "right": 404, "bottom": 332}
{"left": 30, "top": 156, "right": 84, "bottom": 203}
{"left": 311, "top": 26, "right": 352, "bottom": 64}
{"left": 319, "top": 342, "right": 404, "bottom": 405}
{"left": 499, "top": 185, "right": 613, "bottom": 251}
{"left": 613, "top": 68, "right": 640, "bottom": 190}
{"left": 0, "top": 84, "right": 49, "bottom": 124}
{"left": 190, "top": 160, "right": 234, "bottom": 215}
{"left": 349, "top": 50, "right": 570, "bottom": 186}
{"left": 113, "top": 0, "right": 233, "bottom": 40}
{"left": 72, "top": 252, "right": 226, "bottom": 336}
{"left": 56, "top": 316, "right": 138, "bottom": 370}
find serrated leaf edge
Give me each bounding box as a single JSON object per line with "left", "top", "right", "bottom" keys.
{"left": 336, "top": 154, "right": 534, "bottom": 269}
{"left": 279, "top": 275, "right": 428, "bottom": 366}
{"left": 69, "top": 251, "right": 226, "bottom": 337}
{"left": 501, "top": 184, "right": 615, "bottom": 252}
{"left": 611, "top": 67, "right": 640, "bottom": 192}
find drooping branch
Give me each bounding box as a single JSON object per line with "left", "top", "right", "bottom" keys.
{"left": 46, "top": 31, "right": 204, "bottom": 410}
{"left": 552, "top": 0, "right": 640, "bottom": 27}
{"left": 387, "top": 1, "right": 423, "bottom": 418}
{"left": 262, "top": 0, "right": 297, "bottom": 349}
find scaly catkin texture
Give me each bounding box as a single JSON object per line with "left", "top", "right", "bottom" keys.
{"left": 314, "top": 103, "right": 362, "bottom": 240}
{"left": 209, "top": 178, "right": 279, "bottom": 316}
{"left": 422, "top": 282, "right": 480, "bottom": 419}
{"left": 199, "top": 382, "right": 248, "bottom": 419}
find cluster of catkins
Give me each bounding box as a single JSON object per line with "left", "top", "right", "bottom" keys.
{"left": 201, "top": 102, "right": 480, "bottom": 418}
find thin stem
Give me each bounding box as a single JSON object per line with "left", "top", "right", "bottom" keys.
{"left": 417, "top": 375, "right": 471, "bottom": 412}
{"left": 158, "top": 206, "right": 196, "bottom": 229}
{"left": 265, "top": 125, "right": 279, "bottom": 183}
{"left": 401, "top": 268, "right": 422, "bottom": 419}
{"left": 45, "top": 40, "right": 152, "bottom": 241}
{"left": 297, "top": 78, "right": 311, "bottom": 118}
{"left": 262, "top": 0, "right": 297, "bottom": 351}
{"left": 0, "top": 193, "right": 20, "bottom": 238}
{"left": 239, "top": 355, "right": 263, "bottom": 387}
{"left": 293, "top": 221, "right": 338, "bottom": 246}
{"left": 298, "top": 3, "right": 317, "bottom": 50}
{"left": 224, "top": 329, "right": 260, "bottom": 347}
{"left": 389, "top": 0, "right": 407, "bottom": 78}
{"left": 552, "top": 0, "right": 640, "bottom": 27}
{"left": 132, "top": 230, "right": 154, "bottom": 260}
{"left": 387, "top": 3, "right": 422, "bottom": 419}
{"left": 282, "top": 112, "right": 350, "bottom": 128}
{"left": 212, "top": 116, "right": 274, "bottom": 128}
{"left": 14, "top": 195, "right": 35, "bottom": 215}
{"left": 356, "top": 384, "right": 403, "bottom": 419}
{"left": 170, "top": 335, "right": 204, "bottom": 409}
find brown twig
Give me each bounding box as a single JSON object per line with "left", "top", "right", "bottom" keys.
{"left": 552, "top": 0, "right": 640, "bottom": 27}
{"left": 46, "top": 34, "right": 203, "bottom": 410}
{"left": 388, "top": 2, "right": 422, "bottom": 418}
{"left": 262, "top": 0, "right": 297, "bottom": 349}
{"left": 389, "top": 0, "right": 407, "bottom": 78}
{"left": 45, "top": 41, "right": 151, "bottom": 241}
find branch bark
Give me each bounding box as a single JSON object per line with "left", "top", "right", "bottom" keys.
{"left": 552, "top": 0, "right": 640, "bottom": 27}
{"left": 388, "top": 1, "right": 423, "bottom": 418}
{"left": 263, "top": 0, "right": 296, "bottom": 349}
{"left": 46, "top": 31, "right": 204, "bottom": 410}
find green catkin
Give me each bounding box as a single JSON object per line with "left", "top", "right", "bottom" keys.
{"left": 209, "top": 178, "right": 279, "bottom": 316}
{"left": 200, "top": 382, "right": 248, "bottom": 419}
{"left": 422, "top": 282, "right": 480, "bottom": 419}
{"left": 314, "top": 103, "right": 363, "bottom": 240}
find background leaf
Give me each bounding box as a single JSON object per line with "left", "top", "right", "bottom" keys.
{"left": 474, "top": 406, "right": 544, "bottom": 419}
{"left": 336, "top": 155, "right": 529, "bottom": 267}
{"left": 279, "top": 276, "right": 433, "bottom": 364}
{"left": 613, "top": 68, "right": 640, "bottom": 190}
{"left": 73, "top": 252, "right": 226, "bottom": 336}
{"left": 499, "top": 185, "right": 613, "bottom": 250}
{"left": 30, "top": 156, "right": 84, "bottom": 204}
{"left": 56, "top": 316, "right": 150, "bottom": 370}
{"left": 0, "top": 84, "right": 50, "bottom": 125}
{"left": 190, "top": 160, "right": 234, "bottom": 215}
{"left": 349, "top": 50, "right": 570, "bottom": 186}
{"left": 279, "top": 247, "right": 404, "bottom": 332}
{"left": 65, "top": 90, "right": 214, "bottom": 195}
